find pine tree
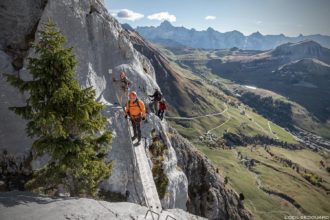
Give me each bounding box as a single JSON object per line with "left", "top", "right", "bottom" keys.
{"left": 4, "top": 21, "right": 112, "bottom": 197}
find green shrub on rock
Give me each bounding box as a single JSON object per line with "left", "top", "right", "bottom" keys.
{"left": 4, "top": 21, "right": 112, "bottom": 197}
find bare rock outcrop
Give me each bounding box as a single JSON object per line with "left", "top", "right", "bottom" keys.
{"left": 169, "top": 127, "right": 252, "bottom": 220}
{"left": 0, "top": 0, "right": 187, "bottom": 209}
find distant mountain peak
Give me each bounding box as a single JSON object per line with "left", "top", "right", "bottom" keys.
{"left": 225, "top": 30, "right": 244, "bottom": 37}
{"left": 274, "top": 40, "right": 322, "bottom": 50}
{"left": 159, "top": 20, "right": 173, "bottom": 28}
{"left": 250, "top": 31, "right": 263, "bottom": 37}
{"left": 229, "top": 30, "right": 242, "bottom": 34}
{"left": 207, "top": 27, "right": 216, "bottom": 32}
{"left": 289, "top": 40, "right": 322, "bottom": 49}
{"left": 136, "top": 23, "right": 330, "bottom": 50}
{"left": 270, "top": 40, "right": 330, "bottom": 64}
{"left": 121, "top": 23, "right": 134, "bottom": 31}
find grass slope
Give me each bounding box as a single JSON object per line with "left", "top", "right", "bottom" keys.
{"left": 160, "top": 48, "right": 297, "bottom": 144}
{"left": 166, "top": 46, "right": 330, "bottom": 140}
{"left": 154, "top": 44, "right": 329, "bottom": 219}
{"left": 197, "top": 145, "right": 330, "bottom": 219}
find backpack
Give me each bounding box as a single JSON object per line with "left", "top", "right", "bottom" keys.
{"left": 155, "top": 91, "right": 162, "bottom": 101}
{"left": 126, "top": 99, "right": 143, "bottom": 115}
{"left": 121, "top": 77, "right": 131, "bottom": 89}
{"left": 159, "top": 101, "right": 166, "bottom": 110}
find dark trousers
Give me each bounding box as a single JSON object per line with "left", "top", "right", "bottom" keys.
{"left": 131, "top": 116, "right": 142, "bottom": 140}
{"left": 153, "top": 101, "right": 159, "bottom": 113}
{"left": 157, "top": 110, "right": 165, "bottom": 120}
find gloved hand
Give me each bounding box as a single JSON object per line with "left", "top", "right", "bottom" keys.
{"left": 142, "top": 116, "right": 146, "bottom": 121}
{"left": 125, "top": 115, "right": 128, "bottom": 119}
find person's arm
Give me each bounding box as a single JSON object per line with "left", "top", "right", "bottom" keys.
{"left": 138, "top": 100, "right": 146, "bottom": 118}
{"left": 125, "top": 77, "right": 131, "bottom": 87}
{"left": 124, "top": 101, "right": 129, "bottom": 118}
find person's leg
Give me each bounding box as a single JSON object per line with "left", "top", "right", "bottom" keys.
{"left": 160, "top": 111, "right": 164, "bottom": 120}
{"left": 131, "top": 119, "right": 137, "bottom": 138}
{"left": 122, "top": 88, "right": 128, "bottom": 108}
{"left": 155, "top": 101, "right": 159, "bottom": 113}
{"left": 119, "top": 93, "right": 123, "bottom": 107}
{"left": 157, "top": 109, "right": 161, "bottom": 118}
{"left": 115, "top": 88, "right": 121, "bottom": 105}
{"left": 136, "top": 117, "right": 142, "bottom": 142}
{"left": 120, "top": 87, "right": 127, "bottom": 107}
{"left": 153, "top": 101, "right": 157, "bottom": 113}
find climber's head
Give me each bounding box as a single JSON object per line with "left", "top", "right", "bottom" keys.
{"left": 120, "top": 72, "right": 126, "bottom": 79}
{"left": 129, "top": 91, "right": 137, "bottom": 100}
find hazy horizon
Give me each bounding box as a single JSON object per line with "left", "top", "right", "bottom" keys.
{"left": 106, "top": 0, "right": 330, "bottom": 37}
{"left": 130, "top": 20, "right": 330, "bottom": 38}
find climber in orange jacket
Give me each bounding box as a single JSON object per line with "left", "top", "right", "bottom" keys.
{"left": 125, "top": 91, "right": 146, "bottom": 144}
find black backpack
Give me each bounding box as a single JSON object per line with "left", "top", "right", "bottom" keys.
{"left": 155, "top": 91, "right": 162, "bottom": 101}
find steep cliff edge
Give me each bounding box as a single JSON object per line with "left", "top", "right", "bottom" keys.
{"left": 121, "top": 28, "right": 251, "bottom": 219}
{"left": 169, "top": 127, "right": 252, "bottom": 220}
{"left": 123, "top": 27, "right": 211, "bottom": 117}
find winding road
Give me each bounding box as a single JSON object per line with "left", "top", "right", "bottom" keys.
{"left": 206, "top": 112, "right": 232, "bottom": 134}
{"left": 165, "top": 103, "right": 231, "bottom": 135}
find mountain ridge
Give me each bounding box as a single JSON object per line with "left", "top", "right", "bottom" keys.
{"left": 135, "top": 21, "right": 330, "bottom": 50}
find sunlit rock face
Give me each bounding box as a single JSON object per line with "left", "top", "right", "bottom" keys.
{"left": 0, "top": 1, "right": 252, "bottom": 219}
{"left": 0, "top": 0, "right": 187, "bottom": 209}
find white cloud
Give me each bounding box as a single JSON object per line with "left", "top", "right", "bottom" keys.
{"left": 256, "top": 21, "right": 262, "bottom": 25}
{"left": 147, "top": 12, "right": 176, "bottom": 22}
{"left": 205, "top": 16, "right": 216, "bottom": 20}
{"left": 112, "top": 9, "right": 144, "bottom": 21}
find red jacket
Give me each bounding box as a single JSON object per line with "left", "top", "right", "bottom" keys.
{"left": 159, "top": 101, "right": 167, "bottom": 111}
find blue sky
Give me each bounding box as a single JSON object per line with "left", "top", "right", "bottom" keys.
{"left": 105, "top": 0, "right": 330, "bottom": 36}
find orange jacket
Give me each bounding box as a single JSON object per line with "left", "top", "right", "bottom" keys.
{"left": 125, "top": 99, "right": 146, "bottom": 118}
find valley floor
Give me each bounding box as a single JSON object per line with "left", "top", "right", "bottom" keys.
{"left": 152, "top": 41, "right": 330, "bottom": 219}
{"left": 196, "top": 144, "right": 330, "bottom": 220}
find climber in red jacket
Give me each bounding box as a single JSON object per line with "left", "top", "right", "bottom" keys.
{"left": 157, "top": 99, "right": 167, "bottom": 121}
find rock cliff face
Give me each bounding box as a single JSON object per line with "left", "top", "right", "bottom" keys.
{"left": 0, "top": 0, "right": 251, "bottom": 219}
{"left": 123, "top": 27, "right": 214, "bottom": 117}
{"left": 0, "top": 0, "right": 186, "bottom": 209}
{"left": 121, "top": 28, "right": 251, "bottom": 220}
{"left": 169, "top": 127, "right": 252, "bottom": 220}
{"left": 0, "top": 191, "right": 206, "bottom": 220}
